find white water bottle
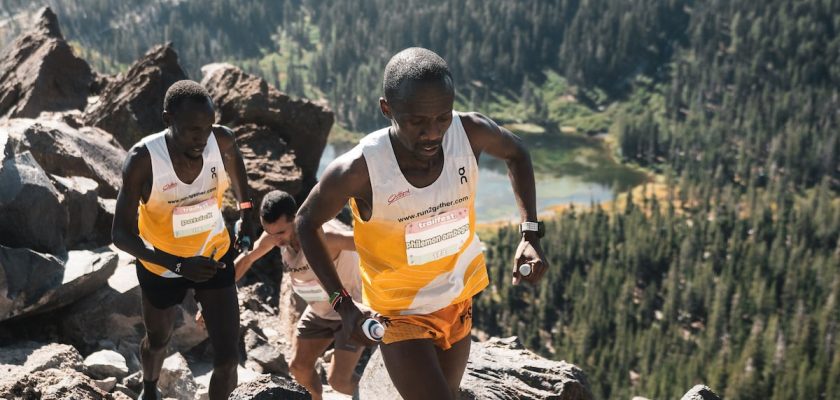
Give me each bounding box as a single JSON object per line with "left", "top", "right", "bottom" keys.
{"left": 362, "top": 318, "right": 385, "bottom": 342}
{"left": 518, "top": 263, "right": 532, "bottom": 277}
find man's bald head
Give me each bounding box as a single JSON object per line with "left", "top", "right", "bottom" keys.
{"left": 383, "top": 47, "right": 453, "bottom": 103}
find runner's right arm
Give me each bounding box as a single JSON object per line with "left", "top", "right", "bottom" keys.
{"left": 112, "top": 145, "right": 222, "bottom": 282}
{"left": 296, "top": 149, "right": 374, "bottom": 345}
{"left": 233, "top": 231, "right": 277, "bottom": 281}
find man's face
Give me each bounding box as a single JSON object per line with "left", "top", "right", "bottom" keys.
{"left": 381, "top": 78, "right": 454, "bottom": 161}
{"left": 261, "top": 215, "right": 295, "bottom": 247}
{"left": 164, "top": 98, "right": 215, "bottom": 160}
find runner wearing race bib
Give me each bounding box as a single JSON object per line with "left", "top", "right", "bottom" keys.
{"left": 230, "top": 190, "right": 366, "bottom": 400}
{"left": 295, "top": 48, "right": 549, "bottom": 400}
{"left": 112, "top": 80, "right": 255, "bottom": 400}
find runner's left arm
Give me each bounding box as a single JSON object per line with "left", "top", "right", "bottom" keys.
{"left": 462, "top": 112, "right": 548, "bottom": 285}
{"left": 214, "top": 125, "right": 255, "bottom": 250}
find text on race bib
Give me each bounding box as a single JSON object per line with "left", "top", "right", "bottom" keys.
{"left": 405, "top": 207, "right": 470, "bottom": 265}
{"left": 291, "top": 278, "right": 330, "bottom": 303}
{"left": 172, "top": 198, "right": 221, "bottom": 238}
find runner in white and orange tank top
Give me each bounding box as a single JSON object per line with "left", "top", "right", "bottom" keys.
{"left": 295, "top": 48, "right": 550, "bottom": 400}
{"left": 112, "top": 80, "right": 255, "bottom": 400}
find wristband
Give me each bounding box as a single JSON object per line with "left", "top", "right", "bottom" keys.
{"left": 329, "top": 288, "right": 351, "bottom": 310}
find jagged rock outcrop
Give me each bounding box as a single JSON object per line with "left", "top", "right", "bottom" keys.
{"left": 0, "top": 368, "right": 110, "bottom": 400}
{"left": 0, "top": 7, "right": 93, "bottom": 119}
{"left": 359, "top": 336, "right": 594, "bottom": 400}
{"left": 158, "top": 353, "right": 198, "bottom": 400}
{"left": 84, "top": 43, "right": 188, "bottom": 148}
{"left": 52, "top": 176, "right": 101, "bottom": 248}
{"left": 233, "top": 123, "right": 303, "bottom": 205}
{"left": 681, "top": 385, "right": 722, "bottom": 400}
{"left": 2, "top": 118, "right": 126, "bottom": 198}
{"left": 200, "top": 62, "right": 333, "bottom": 200}
{"left": 0, "top": 145, "right": 67, "bottom": 254}
{"left": 228, "top": 375, "right": 309, "bottom": 400}
{"left": 0, "top": 246, "right": 118, "bottom": 321}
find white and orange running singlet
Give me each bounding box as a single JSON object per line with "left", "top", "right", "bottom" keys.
{"left": 137, "top": 130, "right": 230, "bottom": 277}
{"left": 350, "top": 112, "right": 489, "bottom": 316}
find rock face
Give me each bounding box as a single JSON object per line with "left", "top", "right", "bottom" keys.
{"left": 200, "top": 63, "right": 333, "bottom": 200}
{"left": 0, "top": 342, "right": 87, "bottom": 395}
{"left": 681, "top": 385, "right": 722, "bottom": 400}
{"left": 0, "top": 246, "right": 118, "bottom": 321}
{"left": 3, "top": 118, "right": 126, "bottom": 198}
{"left": 0, "top": 368, "right": 109, "bottom": 400}
{"left": 0, "top": 7, "right": 93, "bottom": 119}
{"left": 359, "top": 337, "right": 594, "bottom": 400}
{"left": 158, "top": 353, "right": 198, "bottom": 400}
{"left": 84, "top": 43, "right": 188, "bottom": 148}
{"left": 0, "top": 149, "right": 67, "bottom": 254}
{"left": 52, "top": 175, "right": 101, "bottom": 248}
{"left": 228, "top": 375, "right": 309, "bottom": 400}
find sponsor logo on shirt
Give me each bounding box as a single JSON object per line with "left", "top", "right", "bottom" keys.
{"left": 458, "top": 166, "right": 468, "bottom": 184}
{"left": 162, "top": 182, "right": 177, "bottom": 192}
{"left": 387, "top": 189, "right": 411, "bottom": 205}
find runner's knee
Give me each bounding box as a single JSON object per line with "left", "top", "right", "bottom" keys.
{"left": 327, "top": 373, "right": 355, "bottom": 394}
{"left": 289, "top": 356, "right": 310, "bottom": 377}
{"left": 213, "top": 354, "right": 238, "bottom": 375}
{"left": 144, "top": 330, "right": 172, "bottom": 352}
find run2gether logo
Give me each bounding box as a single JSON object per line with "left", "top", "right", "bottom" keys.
{"left": 388, "top": 189, "right": 411, "bottom": 205}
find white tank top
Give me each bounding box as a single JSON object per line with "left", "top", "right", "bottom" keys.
{"left": 137, "top": 129, "right": 230, "bottom": 278}
{"left": 281, "top": 221, "right": 362, "bottom": 320}
{"left": 350, "top": 111, "right": 487, "bottom": 315}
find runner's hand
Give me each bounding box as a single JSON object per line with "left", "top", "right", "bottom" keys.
{"left": 176, "top": 256, "right": 224, "bottom": 282}
{"left": 195, "top": 310, "right": 206, "bottom": 330}
{"left": 234, "top": 217, "right": 255, "bottom": 252}
{"left": 513, "top": 237, "right": 548, "bottom": 285}
{"left": 336, "top": 301, "right": 377, "bottom": 347}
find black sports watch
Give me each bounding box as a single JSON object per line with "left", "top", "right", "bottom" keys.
{"left": 519, "top": 221, "right": 545, "bottom": 238}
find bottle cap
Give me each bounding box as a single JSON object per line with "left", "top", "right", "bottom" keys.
{"left": 362, "top": 318, "right": 384, "bottom": 341}
{"left": 518, "top": 263, "right": 532, "bottom": 277}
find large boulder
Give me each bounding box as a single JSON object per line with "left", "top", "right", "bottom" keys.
{"left": 681, "top": 385, "right": 721, "bottom": 400}
{"left": 233, "top": 123, "right": 303, "bottom": 205}
{"left": 359, "top": 337, "right": 594, "bottom": 400}
{"left": 158, "top": 353, "right": 198, "bottom": 400}
{"left": 0, "top": 246, "right": 118, "bottom": 321}
{"left": 2, "top": 118, "right": 126, "bottom": 198}
{"left": 0, "top": 342, "right": 87, "bottom": 394}
{"left": 0, "top": 368, "right": 109, "bottom": 400}
{"left": 0, "top": 7, "right": 93, "bottom": 119}
{"left": 84, "top": 43, "right": 188, "bottom": 148}
{"left": 52, "top": 175, "right": 101, "bottom": 248}
{"left": 228, "top": 375, "right": 309, "bottom": 400}
{"left": 0, "top": 148, "right": 67, "bottom": 254}
{"left": 200, "top": 63, "right": 333, "bottom": 200}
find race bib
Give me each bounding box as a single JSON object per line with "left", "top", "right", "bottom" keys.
{"left": 172, "top": 198, "right": 221, "bottom": 238}
{"left": 291, "top": 278, "right": 330, "bottom": 303}
{"left": 405, "top": 207, "right": 470, "bottom": 265}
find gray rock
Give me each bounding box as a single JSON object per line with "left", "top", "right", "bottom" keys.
{"left": 228, "top": 374, "right": 309, "bottom": 400}
{"left": 681, "top": 385, "right": 721, "bottom": 400}
{"left": 0, "top": 149, "right": 67, "bottom": 254}
{"left": 84, "top": 349, "right": 129, "bottom": 379}
{"left": 0, "top": 7, "right": 93, "bottom": 119}
{"left": 52, "top": 175, "right": 100, "bottom": 248}
{"left": 93, "top": 376, "right": 118, "bottom": 393}
{"left": 243, "top": 327, "right": 289, "bottom": 374}
{"left": 359, "top": 337, "right": 594, "bottom": 400}
{"left": 23, "top": 343, "right": 85, "bottom": 373}
{"left": 0, "top": 246, "right": 118, "bottom": 321}
{"left": 0, "top": 368, "right": 109, "bottom": 400}
{"left": 158, "top": 353, "right": 197, "bottom": 400}
{"left": 84, "top": 43, "right": 188, "bottom": 148}
{"left": 200, "top": 62, "right": 333, "bottom": 202}
{"left": 2, "top": 118, "right": 126, "bottom": 198}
